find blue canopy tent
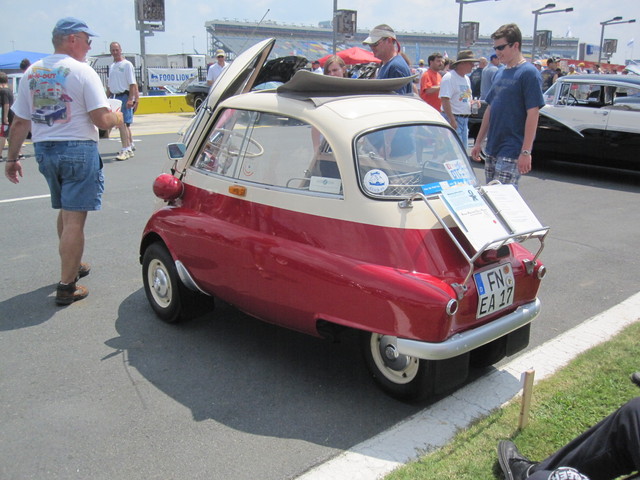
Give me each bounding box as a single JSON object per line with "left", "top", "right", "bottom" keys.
{"left": 0, "top": 50, "right": 48, "bottom": 70}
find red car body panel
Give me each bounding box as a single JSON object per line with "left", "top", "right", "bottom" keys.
{"left": 143, "top": 184, "right": 542, "bottom": 343}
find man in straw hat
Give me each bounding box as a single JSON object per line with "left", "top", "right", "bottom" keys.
{"left": 363, "top": 24, "right": 412, "bottom": 95}
{"left": 470, "top": 23, "right": 544, "bottom": 189}
{"left": 439, "top": 50, "right": 479, "bottom": 148}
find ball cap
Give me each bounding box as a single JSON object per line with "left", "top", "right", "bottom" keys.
{"left": 215, "top": 49, "right": 225, "bottom": 57}
{"left": 363, "top": 25, "right": 396, "bottom": 45}
{"left": 52, "top": 17, "right": 99, "bottom": 37}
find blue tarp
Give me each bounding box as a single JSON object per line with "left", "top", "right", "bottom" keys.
{"left": 0, "top": 50, "right": 49, "bottom": 70}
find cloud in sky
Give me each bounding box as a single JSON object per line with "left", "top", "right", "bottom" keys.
{"left": 3, "top": 0, "right": 638, "bottom": 64}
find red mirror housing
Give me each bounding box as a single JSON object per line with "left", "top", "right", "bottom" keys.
{"left": 153, "top": 174, "right": 184, "bottom": 201}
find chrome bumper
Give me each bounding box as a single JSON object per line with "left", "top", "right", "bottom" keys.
{"left": 394, "top": 298, "right": 541, "bottom": 360}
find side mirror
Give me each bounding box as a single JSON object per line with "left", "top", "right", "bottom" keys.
{"left": 167, "top": 142, "right": 186, "bottom": 160}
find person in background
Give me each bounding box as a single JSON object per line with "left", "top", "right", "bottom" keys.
{"left": 5, "top": 17, "right": 123, "bottom": 305}
{"left": 439, "top": 50, "right": 478, "bottom": 147}
{"left": 470, "top": 56, "right": 486, "bottom": 99}
{"left": 106, "top": 41, "right": 138, "bottom": 161}
{"left": 419, "top": 52, "right": 444, "bottom": 111}
{"left": 363, "top": 24, "right": 412, "bottom": 95}
{"left": 441, "top": 57, "right": 451, "bottom": 76}
{"left": 533, "top": 60, "right": 543, "bottom": 71}
{"left": 312, "top": 60, "right": 323, "bottom": 74}
{"left": 323, "top": 55, "right": 348, "bottom": 77}
{"left": 416, "top": 59, "right": 428, "bottom": 76}
{"left": 19, "top": 58, "right": 31, "bottom": 72}
{"left": 481, "top": 53, "right": 502, "bottom": 100}
{"left": 0, "top": 72, "right": 14, "bottom": 162}
{"left": 207, "top": 49, "right": 228, "bottom": 86}
{"left": 470, "top": 23, "right": 544, "bottom": 189}
{"left": 540, "top": 57, "right": 559, "bottom": 92}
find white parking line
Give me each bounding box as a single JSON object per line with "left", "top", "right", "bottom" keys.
{"left": 296, "top": 291, "right": 640, "bottom": 480}
{"left": 0, "top": 194, "right": 51, "bottom": 204}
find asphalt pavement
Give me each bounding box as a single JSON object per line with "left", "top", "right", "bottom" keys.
{"left": 1, "top": 114, "right": 639, "bottom": 480}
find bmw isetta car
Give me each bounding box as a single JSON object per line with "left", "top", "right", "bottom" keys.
{"left": 140, "top": 39, "right": 548, "bottom": 400}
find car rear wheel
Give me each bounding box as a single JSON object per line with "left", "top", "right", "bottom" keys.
{"left": 142, "top": 242, "right": 214, "bottom": 323}
{"left": 361, "top": 332, "right": 435, "bottom": 401}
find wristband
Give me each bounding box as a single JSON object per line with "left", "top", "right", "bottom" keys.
{"left": 520, "top": 150, "right": 531, "bottom": 156}
{"left": 6, "top": 158, "right": 20, "bottom": 163}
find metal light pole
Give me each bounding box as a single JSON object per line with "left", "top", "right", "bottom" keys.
{"left": 531, "top": 4, "right": 573, "bottom": 61}
{"left": 599, "top": 16, "right": 636, "bottom": 64}
{"left": 456, "top": 0, "right": 500, "bottom": 55}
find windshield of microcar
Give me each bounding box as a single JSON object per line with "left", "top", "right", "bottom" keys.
{"left": 355, "top": 124, "right": 477, "bottom": 198}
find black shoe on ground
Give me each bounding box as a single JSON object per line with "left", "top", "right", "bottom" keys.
{"left": 56, "top": 282, "right": 89, "bottom": 305}
{"left": 631, "top": 372, "right": 640, "bottom": 388}
{"left": 498, "top": 440, "right": 536, "bottom": 480}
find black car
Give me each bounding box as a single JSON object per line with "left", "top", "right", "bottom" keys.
{"left": 186, "top": 55, "right": 309, "bottom": 112}
{"left": 470, "top": 74, "right": 640, "bottom": 171}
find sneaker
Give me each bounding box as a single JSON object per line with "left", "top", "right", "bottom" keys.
{"left": 497, "top": 441, "right": 536, "bottom": 480}
{"left": 126, "top": 149, "right": 134, "bottom": 158}
{"left": 56, "top": 282, "right": 89, "bottom": 305}
{"left": 116, "top": 149, "right": 129, "bottom": 161}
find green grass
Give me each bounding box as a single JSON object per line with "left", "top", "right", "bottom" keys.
{"left": 386, "top": 320, "right": 640, "bottom": 480}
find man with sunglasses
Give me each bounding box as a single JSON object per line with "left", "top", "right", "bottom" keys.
{"left": 5, "top": 18, "right": 123, "bottom": 305}
{"left": 470, "top": 23, "right": 544, "bottom": 189}
{"left": 363, "top": 24, "right": 412, "bottom": 95}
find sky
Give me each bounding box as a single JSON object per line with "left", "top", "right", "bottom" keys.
{"left": 2, "top": 0, "right": 639, "bottom": 65}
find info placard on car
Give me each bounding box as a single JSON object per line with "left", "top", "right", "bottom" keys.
{"left": 474, "top": 263, "right": 515, "bottom": 318}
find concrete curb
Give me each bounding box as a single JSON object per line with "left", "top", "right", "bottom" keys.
{"left": 296, "top": 291, "right": 640, "bottom": 480}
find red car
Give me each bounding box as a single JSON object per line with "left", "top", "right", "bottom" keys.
{"left": 140, "top": 39, "right": 548, "bottom": 400}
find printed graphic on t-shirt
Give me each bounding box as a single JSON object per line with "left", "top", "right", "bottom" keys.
{"left": 28, "top": 66, "right": 73, "bottom": 127}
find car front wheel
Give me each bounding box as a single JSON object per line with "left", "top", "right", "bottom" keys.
{"left": 142, "top": 242, "right": 214, "bottom": 323}
{"left": 361, "top": 332, "right": 435, "bottom": 401}
{"left": 193, "top": 95, "right": 205, "bottom": 112}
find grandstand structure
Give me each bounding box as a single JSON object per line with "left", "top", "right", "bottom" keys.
{"left": 204, "top": 19, "right": 580, "bottom": 65}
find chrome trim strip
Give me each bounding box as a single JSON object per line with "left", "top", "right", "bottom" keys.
{"left": 393, "top": 298, "right": 540, "bottom": 360}
{"left": 175, "top": 260, "right": 209, "bottom": 295}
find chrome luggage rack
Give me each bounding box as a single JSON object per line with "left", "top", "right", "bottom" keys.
{"left": 399, "top": 191, "right": 550, "bottom": 300}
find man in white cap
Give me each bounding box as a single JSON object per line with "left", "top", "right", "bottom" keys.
{"left": 207, "top": 49, "right": 228, "bottom": 87}
{"left": 363, "top": 24, "right": 412, "bottom": 94}
{"left": 5, "top": 17, "right": 123, "bottom": 305}
{"left": 439, "top": 50, "right": 479, "bottom": 148}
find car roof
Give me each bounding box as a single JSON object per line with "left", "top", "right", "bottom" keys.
{"left": 557, "top": 74, "right": 640, "bottom": 87}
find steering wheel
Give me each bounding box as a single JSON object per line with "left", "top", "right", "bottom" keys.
{"left": 565, "top": 94, "right": 578, "bottom": 106}
{"left": 215, "top": 128, "right": 264, "bottom": 158}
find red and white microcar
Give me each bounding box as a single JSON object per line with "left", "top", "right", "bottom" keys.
{"left": 140, "top": 39, "right": 548, "bottom": 400}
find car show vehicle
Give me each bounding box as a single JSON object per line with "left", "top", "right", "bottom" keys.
{"left": 471, "top": 74, "right": 640, "bottom": 172}
{"left": 535, "top": 74, "right": 640, "bottom": 171}
{"left": 185, "top": 55, "right": 308, "bottom": 111}
{"left": 140, "top": 39, "right": 548, "bottom": 400}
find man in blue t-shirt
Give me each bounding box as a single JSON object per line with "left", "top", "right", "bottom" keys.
{"left": 470, "top": 23, "right": 544, "bottom": 189}
{"left": 363, "top": 24, "right": 412, "bottom": 95}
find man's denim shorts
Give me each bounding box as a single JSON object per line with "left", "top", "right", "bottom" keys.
{"left": 35, "top": 140, "right": 105, "bottom": 211}
{"left": 115, "top": 93, "right": 134, "bottom": 125}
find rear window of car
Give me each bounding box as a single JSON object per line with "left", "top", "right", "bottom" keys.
{"left": 355, "top": 124, "right": 477, "bottom": 198}
{"left": 192, "top": 108, "right": 343, "bottom": 196}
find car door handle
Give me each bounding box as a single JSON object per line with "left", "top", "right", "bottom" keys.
{"left": 595, "top": 110, "right": 609, "bottom": 116}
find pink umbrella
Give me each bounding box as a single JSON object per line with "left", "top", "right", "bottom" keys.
{"left": 318, "top": 47, "right": 381, "bottom": 66}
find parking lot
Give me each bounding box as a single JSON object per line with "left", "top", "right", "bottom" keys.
{"left": 1, "top": 118, "right": 639, "bottom": 479}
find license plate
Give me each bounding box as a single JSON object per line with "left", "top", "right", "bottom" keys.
{"left": 474, "top": 263, "right": 515, "bottom": 318}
